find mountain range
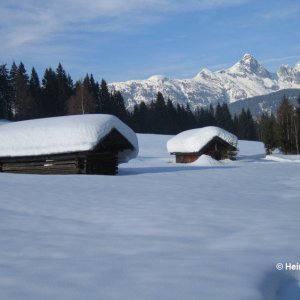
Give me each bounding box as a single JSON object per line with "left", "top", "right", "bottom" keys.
{"left": 109, "top": 53, "right": 300, "bottom": 111}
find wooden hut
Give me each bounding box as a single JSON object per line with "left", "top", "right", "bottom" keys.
{"left": 0, "top": 114, "right": 138, "bottom": 175}
{"left": 167, "top": 126, "right": 238, "bottom": 163}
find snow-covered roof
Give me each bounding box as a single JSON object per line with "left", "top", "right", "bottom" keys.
{"left": 0, "top": 114, "right": 138, "bottom": 163}
{"left": 167, "top": 126, "right": 238, "bottom": 153}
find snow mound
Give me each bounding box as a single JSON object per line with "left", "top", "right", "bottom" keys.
{"left": 0, "top": 114, "right": 138, "bottom": 163}
{"left": 167, "top": 126, "right": 238, "bottom": 153}
{"left": 191, "top": 154, "right": 223, "bottom": 166}
{"left": 265, "top": 154, "right": 300, "bottom": 163}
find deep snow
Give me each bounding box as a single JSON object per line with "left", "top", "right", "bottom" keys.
{"left": 0, "top": 134, "right": 300, "bottom": 300}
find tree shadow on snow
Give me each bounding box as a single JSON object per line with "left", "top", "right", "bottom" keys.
{"left": 119, "top": 165, "right": 237, "bottom": 176}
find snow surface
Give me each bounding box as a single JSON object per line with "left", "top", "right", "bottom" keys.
{"left": 0, "top": 119, "right": 10, "bottom": 125}
{"left": 0, "top": 115, "right": 138, "bottom": 163}
{"left": 166, "top": 126, "right": 238, "bottom": 153}
{"left": 265, "top": 154, "right": 300, "bottom": 163}
{"left": 1, "top": 134, "right": 300, "bottom": 300}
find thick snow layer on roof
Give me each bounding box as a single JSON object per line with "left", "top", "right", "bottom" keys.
{"left": 0, "top": 114, "right": 138, "bottom": 162}
{"left": 166, "top": 126, "right": 238, "bottom": 153}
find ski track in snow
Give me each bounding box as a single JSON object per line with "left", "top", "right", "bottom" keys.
{"left": 0, "top": 134, "right": 300, "bottom": 300}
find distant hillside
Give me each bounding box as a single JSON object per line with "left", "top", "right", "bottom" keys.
{"left": 228, "top": 89, "right": 300, "bottom": 117}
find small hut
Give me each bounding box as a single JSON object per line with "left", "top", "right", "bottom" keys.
{"left": 167, "top": 126, "right": 238, "bottom": 163}
{"left": 0, "top": 114, "right": 138, "bottom": 175}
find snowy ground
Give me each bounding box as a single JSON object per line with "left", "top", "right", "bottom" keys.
{"left": 1, "top": 134, "right": 300, "bottom": 300}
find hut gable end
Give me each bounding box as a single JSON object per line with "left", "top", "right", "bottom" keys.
{"left": 95, "top": 128, "right": 134, "bottom": 152}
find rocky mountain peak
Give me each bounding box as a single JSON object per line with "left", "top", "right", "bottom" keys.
{"left": 228, "top": 53, "right": 270, "bottom": 78}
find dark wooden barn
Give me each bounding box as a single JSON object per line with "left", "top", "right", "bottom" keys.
{"left": 0, "top": 115, "right": 138, "bottom": 175}
{"left": 167, "top": 126, "right": 238, "bottom": 163}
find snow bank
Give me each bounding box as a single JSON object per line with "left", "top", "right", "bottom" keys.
{"left": 191, "top": 154, "right": 223, "bottom": 166}
{"left": 166, "top": 126, "right": 238, "bottom": 153}
{"left": 265, "top": 154, "right": 300, "bottom": 163}
{"left": 0, "top": 114, "right": 138, "bottom": 163}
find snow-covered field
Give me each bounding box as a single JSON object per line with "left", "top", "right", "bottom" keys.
{"left": 1, "top": 134, "right": 300, "bottom": 300}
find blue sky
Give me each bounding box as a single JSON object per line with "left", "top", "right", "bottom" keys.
{"left": 1, "top": 0, "right": 300, "bottom": 82}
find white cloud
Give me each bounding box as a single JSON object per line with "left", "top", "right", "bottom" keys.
{"left": 260, "top": 6, "right": 300, "bottom": 21}
{"left": 261, "top": 55, "right": 300, "bottom": 66}
{"left": 0, "top": 0, "right": 248, "bottom": 50}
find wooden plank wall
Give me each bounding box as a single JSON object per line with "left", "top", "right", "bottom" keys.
{"left": 0, "top": 151, "right": 119, "bottom": 175}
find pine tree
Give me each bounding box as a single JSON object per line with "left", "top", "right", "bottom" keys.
{"left": 0, "top": 64, "right": 13, "bottom": 119}
{"left": 232, "top": 114, "right": 239, "bottom": 136}
{"left": 111, "top": 91, "right": 127, "bottom": 121}
{"left": 9, "top": 62, "right": 18, "bottom": 119}
{"left": 237, "top": 108, "right": 257, "bottom": 140}
{"left": 277, "top": 96, "right": 294, "bottom": 153}
{"left": 258, "top": 113, "right": 279, "bottom": 154}
{"left": 29, "top": 67, "right": 42, "bottom": 118}
{"left": 131, "top": 101, "right": 150, "bottom": 133}
{"left": 165, "top": 98, "right": 178, "bottom": 133}
{"left": 89, "top": 74, "right": 100, "bottom": 112}
{"left": 99, "top": 79, "right": 111, "bottom": 113}
{"left": 215, "top": 103, "right": 233, "bottom": 132}
{"left": 56, "top": 63, "right": 73, "bottom": 116}
{"left": 13, "top": 62, "right": 37, "bottom": 120}
{"left": 41, "top": 67, "right": 58, "bottom": 117}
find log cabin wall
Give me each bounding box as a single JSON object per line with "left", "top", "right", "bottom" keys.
{"left": 0, "top": 128, "right": 135, "bottom": 175}
{"left": 0, "top": 151, "right": 119, "bottom": 175}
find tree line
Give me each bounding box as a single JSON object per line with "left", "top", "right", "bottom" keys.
{"left": 130, "top": 91, "right": 257, "bottom": 140}
{"left": 1, "top": 61, "right": 299, "bottom": 154}
{"left": 0, "top": 62, "right": 127, "bottom": 122}
{"left": 257, "top": 96, "right": 300, "bottom": 154}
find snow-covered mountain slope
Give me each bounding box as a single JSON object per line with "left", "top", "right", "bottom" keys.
{"left": 229, "top": 88, "right": 300, "bottom": 117}
{"left": 109, "top": 54, "right": 300, "bottom": 110}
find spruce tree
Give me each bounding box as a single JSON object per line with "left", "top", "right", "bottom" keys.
{"left": 111, "top": 91, "right": 127, "bottom": 121}
{"left": 9, "top": 62, "right": 18, "bottom": 119}
{"left": 277, "top": 96, "right": 295, "bottom": 153}
{"left": 41, "top": 67, "right": 58, "bottom": 117}
{"left": 166, "top": 98, "right": 178, "bottom": 133}
{"left": 14, "top": 62, "right": 37, "bottom": 120}
{"left": 258, "top": 113, "right": 279, "bottom": 154}
{"left": 0, "top": 64, "right": 13, "bottom": 119}
{"left": 56, "top": 63, "right": 73, "bottom": 116}
{"left": 215, "top": 103, "right": 233, "bottom": 132}
{"left": 29, "top": 67, "right": 42, "bottom": 118}
{"left": 89, "top": 74, "right": 100, "bottom": 112}
{"left": 99, "top": 79, "right": 111, "bottom": 113}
